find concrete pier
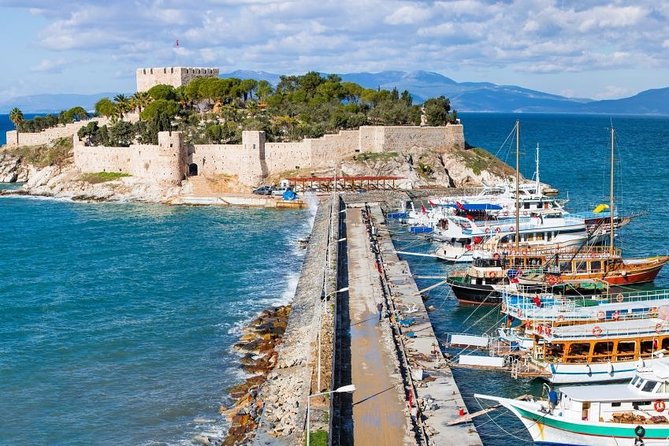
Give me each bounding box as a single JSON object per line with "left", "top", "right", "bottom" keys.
{"left": 340, "top": 200, "right": 483, "bottom": 445}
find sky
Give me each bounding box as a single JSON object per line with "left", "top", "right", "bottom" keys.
{"left": 1, "top": 0, "right": 668, "bottom": 100}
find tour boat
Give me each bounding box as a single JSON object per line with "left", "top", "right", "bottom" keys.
{"left": 446, "top": 247, "right": 669, "bottom": 305}
{"left": 476, "top": 363, "right": 669, "bottom": 445}
{"left": 517, "top": 317, "right": 669, "bottom": 384}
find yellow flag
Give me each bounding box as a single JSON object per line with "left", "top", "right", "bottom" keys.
{"left": 593, "top": 203, "right": 610, "bottom": 214}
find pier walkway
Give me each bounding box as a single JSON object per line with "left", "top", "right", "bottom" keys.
{"left": 364, "top": 202, "right": 482, "bottom": 446}
{"left": 346, "top": 206, "right": 413, "bottom": 445}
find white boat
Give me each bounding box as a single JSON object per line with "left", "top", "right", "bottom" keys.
{"left": 476, "top": 363, "right": 669, "bottom": 445}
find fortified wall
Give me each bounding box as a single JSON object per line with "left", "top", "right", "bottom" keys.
{"left": 5, "top": 117, "right": 110, "bottom": 147}
{"left": 72, "top": 124, "right": 464, "bottom": 187}
{"left": 136, "top": 67, "right": 219, "bottom": 92}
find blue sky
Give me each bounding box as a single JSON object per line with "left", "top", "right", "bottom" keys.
{"left": 1, "top": 0, "right": 668, "bottom": 100}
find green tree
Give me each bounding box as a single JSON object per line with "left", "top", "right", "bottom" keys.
{"left": 9, "top": 107, "right": 24, "bottom": 144}
{"left": 423, "top": 96, "right": 454, "bottom": 125}
{"left": 132, "top": 91, "right": 152, "bottom": 113}
{"left": 95, "top": 98, "right": 117, "bottom": 119}
{"left": 147, "top": 84, "right": 177, "bottom": 101}
{"left": 108, "top": 121, "right": 135, "bottom": 146}
{"left": 140, "top": 99, "right": 179, "bottom": 122}
{"left": 113, "top": 94, "right": 132, "bottom": 120}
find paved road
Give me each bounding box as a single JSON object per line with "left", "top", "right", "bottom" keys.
{"left": 347, "top": 206, "right": 412, "bottom": 445}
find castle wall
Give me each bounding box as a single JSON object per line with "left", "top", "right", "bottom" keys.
{"left": 136, "top": 67, "right": 220, "bottom": 92}
{"left": 5, "top": 117, "right": 109, "bottom": 148}
{"left": 71, "top": 124, "right": 465, "bottom": 187}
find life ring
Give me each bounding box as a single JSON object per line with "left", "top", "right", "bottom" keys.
{"left": 635, "top": 425, "right": 646, "bottom": 438}
{"left": 488, "top": 271, "right": 496, "bottom": 278}
{"left": 597, "top": 310, "right": 605, "bottom": 321}
{"left": 493, "top": 252, "right": 500, "bottom": 261}
{"left": 592, "top": 326, "right": 602, "bottom": 336}
{"left": 651, "top": 307, "right": 659, "bottom": 315}
{"left": 508, "top": 226, "right": 515, "bottom": 232}
{"left": 495, "top": 227, "right": 501, "bottom": 233}
{"left": 485, "top": 227, "right": 491, "bottom": 233}
{"left": 656, "top": 323, "right": 663, "bottom": 334}
{"left": 616, "top": 293, "right": 624, "bottom": 303}
{"left": 655, "top": 400, "right": 666, "bottom": 413}
{"left": 547, "top": 275, "right": 558, "bottom": 286}
{"left": 503, "top": 211, "right": 509, "bottom": 216}
{"left": 612, "top": 310, "right": 620, "bottom": 321}
{"left": 557, "top": 315, "right": 565, "bottom": 322}
{"left": 523, "top": 211, "right": 528, "bottom": 216}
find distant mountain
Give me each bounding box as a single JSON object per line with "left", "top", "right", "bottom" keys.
{"left": 3, "top": 70, "right": 669, "bottom": 115}
{"left": 0, "top": 93, "right": 120, "bottom": 114}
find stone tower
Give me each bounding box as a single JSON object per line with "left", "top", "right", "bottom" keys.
{"left": 136, "top": 67, "right": 220, "bottom": 92}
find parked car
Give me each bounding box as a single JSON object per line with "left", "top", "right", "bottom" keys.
{"left": 271, "top": 187, "right": 289, "bottom": 197}
{"left": 252, "top": 185, "right": 273, "bottom": 195}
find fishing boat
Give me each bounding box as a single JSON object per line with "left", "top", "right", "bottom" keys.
{"left": 476, "top": 363, "right": 669, "bottom": 445}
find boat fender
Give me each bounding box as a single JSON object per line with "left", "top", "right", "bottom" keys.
{"left": 501, "top": 303, "right": 507, "bottom": 312}
{"left": 536, "top": 325, "right": 543, "bottom": 335}
{"left": 634, "top": 425, "right": 646, "bottom": 438}
{"left": 655, "top": 400, "right": 666, "bottom": 413}
{"left": 635, "top": 438, "right": 645, "bottom": 446}
{"left": 586, "top": 364, "right": 592, "bottom": 376}
{"left": 607, "top": 361, "right": 614, "bottom": 376}
{"left": 545, "top": 326, "right": 552, "bottom": 337}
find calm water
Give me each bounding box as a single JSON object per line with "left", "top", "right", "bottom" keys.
{"left": 394, "top": 112, "right": 669, "bottom": 445}
{"left": 2, "top": 113, "right": 669, "bottom": 445}
{"left": 0, "top": 196, "right": 313, "bottom": 445}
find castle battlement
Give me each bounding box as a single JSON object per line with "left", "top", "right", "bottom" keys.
{"left": 136, "top": 67, "right": 220, "bottom": 92}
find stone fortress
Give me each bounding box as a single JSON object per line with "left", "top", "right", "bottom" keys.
{"left": 136, "top": 67, "right": 219, "bottom": 92}
{"left": 6, "top": 67, "right": 465, "bottom": 188}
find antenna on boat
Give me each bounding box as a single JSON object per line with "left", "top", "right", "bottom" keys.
{"left": 515, "top": 121, "right": 520, "bottom": 256}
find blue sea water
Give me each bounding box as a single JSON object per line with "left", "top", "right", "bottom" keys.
{"left": 393, "top": 112, "right": 669, "bottom": 445}
{"left": 1, "top": 114, "right": 12, "bottom": 145}
{"left": 0, "top": 196, "right": 313, "bottom": 445}
{"left": 2, "top": 113, "right": 669, "bottom": 445}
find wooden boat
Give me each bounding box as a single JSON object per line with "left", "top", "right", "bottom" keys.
{"left": 446, "top": 247, "right": 667, "bottom": 305}
{"left": 476, "top": 363, "right": 669, "bottom": 445}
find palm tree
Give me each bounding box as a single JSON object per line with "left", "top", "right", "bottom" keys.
{"left": 113, "top": 94, "right": 132, "bottom": 120}
{"left": 131, "top": 91, "right": 151, "bottom": 114}
{"left": 9, "top": 107, "right": 24, "bottom": 145}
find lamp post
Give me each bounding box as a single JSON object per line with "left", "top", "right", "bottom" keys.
{"left": 317, "top": 286, "right": 349, "bottom": 390}
{"left": 306, "top": 384, "right": 356, "bottom": 446}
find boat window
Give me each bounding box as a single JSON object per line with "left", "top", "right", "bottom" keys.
{"left": 559, "top": 261, "right": 572, "bottom": 273}
{"left": 575, "top": 261, "right": 588, "bottom": 273}
{"left": 566, "top": 343, "right": 591, "bottom": 362}
{"left": 590, "top": 260, "right": 601, "bottom": 272}
{"left": 631, "top": 376, "right": 639, "bottom": 386}
{"left": 616, "top": 341, "right": 636, "bottom": 361}
{"left": 661, "top": 337, "right": 669, "bottom": 351}
{"left": 642, "top": 380, "right": 658, "bottom": 392}
{"left": 633, "top": 401, "right": 651, "bottom": 408}
{"left": 658, "top": 382, "right": 669, "bottom": 393}
{"left": 612, "top": 402, "right": 622, "bottom": 407}
{"left": 545, "top": 343, "right": 564, "bottom": 360}
{"left": 593, "top": 341, "right": 614, "bottom": 360}
{"left": 641, "top": 340, "right": 655, "bottom": 358}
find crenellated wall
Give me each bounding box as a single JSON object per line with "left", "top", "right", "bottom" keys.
{"left": 72, "top": 124, "right": 465, "bottom": 187}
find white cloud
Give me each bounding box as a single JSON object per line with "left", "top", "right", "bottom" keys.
{"left": 31, "top": 58, "right": 67, "bottom": 72}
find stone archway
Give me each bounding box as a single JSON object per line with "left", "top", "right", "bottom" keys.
{"left": 188, "top": 163, "right": 198, "bottom": 176}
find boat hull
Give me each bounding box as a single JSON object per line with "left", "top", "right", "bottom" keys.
{"left": 538, "top": 357, "right": 668, "bottom": 384}
{"left": 478, "top": 395, "right": 669, "bottom": 446}
{"left": 446, "top": 279, "right": 502, "bottom": 305}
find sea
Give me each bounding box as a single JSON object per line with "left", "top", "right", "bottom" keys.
{"left": 2, "top": 112, "right": 669, "bottom": 445}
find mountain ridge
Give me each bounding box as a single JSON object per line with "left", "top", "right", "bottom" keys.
{"left": 2, "top": 71, "right": 668, "bottom": 115}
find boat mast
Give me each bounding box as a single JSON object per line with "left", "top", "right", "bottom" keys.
{"left": 610, "top": 126, "right": 615, "bottom": 256}
{"left": 535, "top": 143, "right": 540, "bottom": 195}
{"left": 515, "top": 121, "right": 520, "bottom": 255}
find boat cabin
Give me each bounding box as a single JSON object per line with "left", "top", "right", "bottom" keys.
{"left": 555, "top": 366, "right": 669, "bottom": 423}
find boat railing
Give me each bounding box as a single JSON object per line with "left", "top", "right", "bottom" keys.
{"left": 540, "top": 320, "right": 669, "bottom": 341}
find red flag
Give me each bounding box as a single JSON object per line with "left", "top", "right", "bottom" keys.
{"left": 456, "top": 201, "right": 465, "bottom": 211}
{"left": 428, "top": 200, "right": 435, "bottom": 207}
{"left": 421, "top": 204, "right": 427, "bottom": 214}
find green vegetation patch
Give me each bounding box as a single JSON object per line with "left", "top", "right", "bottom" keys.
{"left": 80, "top": 172, "right": 130, "bottom": 184}
{"left": 354, "top": 151, "right": 399, "bottom": 162}
{"left": 9, "top": 137, "right": 73, "bottom": 168}
{"left": 305, "top": 429, "right": 328, "bottom": 446}
{"left": 457, "top": 147, "right": 514, "bottom": 176}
